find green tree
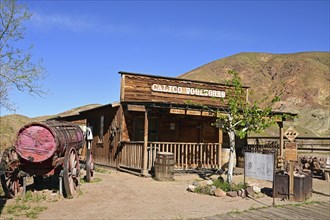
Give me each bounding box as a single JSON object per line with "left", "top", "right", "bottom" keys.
{"left": 216, "top": 70, "right": 280, "bottom": 184}
{"left": 0, "top": 0, "right": 45, "bottom": 112}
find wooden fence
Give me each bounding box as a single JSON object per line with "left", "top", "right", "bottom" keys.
{"left": 119, "top": 142, "right": 220, "bottom": 171}
{"left": 118, "top": 138, "right": 330, "bottom": 173}
{"left": 247, "top": 137, "right": 330, "bottom": 154}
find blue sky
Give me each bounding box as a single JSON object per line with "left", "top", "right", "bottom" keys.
{"left": 2, "top": 0, "right": 329, "bottom": 117}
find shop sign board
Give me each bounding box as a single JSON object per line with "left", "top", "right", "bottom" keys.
{"left": 151, "top": 84, "right": 226, "bottom": 98}
{"left": 186, "top": 110, "right": 201, "bottom": 116}
{"left": 245, "top": 152, "right": 274, "bottom": 181}
{"left": 169, "top": 109, "right": 185, "bottom": 114}
{"left": 285, "top": 142, "right": 298, "bottom": 161}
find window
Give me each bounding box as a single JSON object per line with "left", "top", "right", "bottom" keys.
{"left": 98, "top": 115, "right": 104, "bottom": 143}
{"left": 133, "top": 117, "right": 158, "bottom": 141}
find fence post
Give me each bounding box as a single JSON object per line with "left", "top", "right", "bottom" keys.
{"left": 141, "top": 109, "right": 149, "bottom": 176}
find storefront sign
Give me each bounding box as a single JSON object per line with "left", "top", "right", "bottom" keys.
{"left": 170, "top": 109, "right": 185, "bottom": 114}
{"left": 151, "top": 84, "right": 226, "bottom": 98}
{"left": 202, "top": 111, "right": 215, "bottom": 117}
{"left": 127, "top": 104, "right": 146, "bottom": 112}
{"left": 186, "top": 110, "right": 201, "bottom": 116}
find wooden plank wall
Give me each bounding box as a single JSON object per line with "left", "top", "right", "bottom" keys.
{"left": 81, "top": 105, "right": 122, "bottom": 168}
{"left": 121, "top": 73, "right": 247, "bottom": 108}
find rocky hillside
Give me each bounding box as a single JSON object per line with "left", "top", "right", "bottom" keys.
{"left": 179, "top": 51, "right": 330, "bottom": 137}
{"left": 1, "top": 52, "right": 329, "bottom": 151}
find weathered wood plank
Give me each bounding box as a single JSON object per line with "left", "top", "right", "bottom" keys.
{"left": 121, "top": 73, "right": 247, "bottom": 107}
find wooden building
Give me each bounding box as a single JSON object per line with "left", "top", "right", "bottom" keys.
{"left": 57, "top": 71, "right": 292, "bottom": 175}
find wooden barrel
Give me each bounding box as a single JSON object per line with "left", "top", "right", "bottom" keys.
{"left": 154, "top": 152, "right": 174, "bottom": 181}
{"left": 221, "top": 148, "right": 236, "bottom": 170}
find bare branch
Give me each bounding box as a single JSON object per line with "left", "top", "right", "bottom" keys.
{"left": 0, "top": 0, "right": 46, "bottom": 112}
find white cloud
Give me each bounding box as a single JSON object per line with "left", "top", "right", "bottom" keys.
{"left": 29, "top": 12, "right": 238, "bottom": 42}
{"left": 30, "top": 12, "right": 95, "bottom": 33}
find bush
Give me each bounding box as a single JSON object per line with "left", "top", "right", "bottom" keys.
{"left": 213, "top": 178, "right": 246, "bottom": 192}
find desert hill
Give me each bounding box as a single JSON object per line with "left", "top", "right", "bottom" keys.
{"left": 1, "top": 52, "right": 329, "bottom": 152}
{"left": 179, "top": 51, "right": 330, "bottom": 137}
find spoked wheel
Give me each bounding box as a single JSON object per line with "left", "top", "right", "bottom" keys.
{"left": 63, "top": 147, "right": 80, "bottom": 198}
{"left": 0, "top": 147, "right": 21, "bottom": 198}
{"left": 85, "top": 150, "right": 94, "bottom": 182}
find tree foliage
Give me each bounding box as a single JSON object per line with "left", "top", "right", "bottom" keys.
{"left": 0, "top": 0, "right": 45, "bottom": 111}
{"left": 216, "top": 70, "right": 280, "bottom": 138}
{"left": 215, "top": 70, "right": 280, "bottom": 184}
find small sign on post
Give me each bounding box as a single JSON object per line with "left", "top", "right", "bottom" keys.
{"left": 284, "top": 127, "right": 299, "bottom": 202}
{"left": 284, "top": 126, "right": 299, "bottom": 142}
{"left": 285, "top": 142, "right": 298, "bottom": 162}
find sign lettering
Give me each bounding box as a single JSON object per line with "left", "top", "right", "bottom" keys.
{"left": 151, "top": 84, "right": 225, "bottom": 98}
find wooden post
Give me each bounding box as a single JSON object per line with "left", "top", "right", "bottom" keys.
{"left": 141, "top": 109, "right": 149, "bottom": 176}
{"left": 278, "top": 121, "right": 284, "bottom": 169}
{"left": 289, "top": 161, "right": 295, "bottom": 201}
{"left": 218, "top": 129, "right": 223, "bottom": 169}
{"left": 120, "top": 74, "right": 125, "bottom": 101}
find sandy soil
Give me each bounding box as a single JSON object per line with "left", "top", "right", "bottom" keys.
{"left": 2, "top": 168, "right": 330, "bottom": 220}
{"left": 41, "top": 169, "right": 330, "bottom": 219}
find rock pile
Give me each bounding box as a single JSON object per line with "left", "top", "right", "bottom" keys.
{"left": 187, "top": 177, "right": 262, "bottom": 198}
{"left": 298, "top": 155, "right": 328, "bottom": 172}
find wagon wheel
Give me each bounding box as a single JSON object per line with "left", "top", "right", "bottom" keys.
{"left": 63, "top": 147, "right": 80, "bottom": 198}
{"left": 85, "top": 150, "right": 94, "bottom": 182}
{"left": 0, "top": 147, "right": 21, "bottom": 198}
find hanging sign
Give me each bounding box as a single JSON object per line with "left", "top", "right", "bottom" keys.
{"left": 186, "top": 110, "right": 201, "bottom": 116}
{"left": 284, "top": 126, "right": 299, "bottom": 142}
{"left": 170, "top": 109, "right": 185, "bottom": 114}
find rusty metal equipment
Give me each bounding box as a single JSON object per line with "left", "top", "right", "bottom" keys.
{"left": 0, "top": 120, "right": 94, "bottom": 199}
{"left": 274, "top": 171, "right": 313, "bottom": 202}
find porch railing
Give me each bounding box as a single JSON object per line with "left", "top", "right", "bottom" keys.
{"left": 119, "top": 141, "right": 220, "bottom": 171}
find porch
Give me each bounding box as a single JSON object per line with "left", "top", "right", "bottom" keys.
{"left": 118, "top": 141, "right": 222, "bottom": 173}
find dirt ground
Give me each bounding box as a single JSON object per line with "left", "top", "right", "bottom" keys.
{"left": 1, "top": 168, "right": 330, "bottom": 220}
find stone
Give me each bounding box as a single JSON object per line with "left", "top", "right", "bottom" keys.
{"left": 246, "top": 186, "right": 255, "bottom": 197}
{"left": 187, "top": 185, "right": 196, "bottom": 192}
{"left": 192, "top": 181, "right": 199, "bottom": 186}
{"left": 214, "top": 188, "right": 226, "bottom": 197}
{"left": 206, "top": 180, "right": 214, "bottom": 185}
{"left": 241, "top": 189, "right": 246, "bottom": 198}
{"left": 252, "top": 185, "right": 261, "bottom": 194}
{"left": 238, "top": 189, "right": 246, "bottom": 197}
{"left": 237, "top": 189, "right": 242, "bottom": 197}
{"left": 199, "top": 186, "right": 212, "bottom": 195}
{"left": 226, "top": 191, "right": 238, "bottom": 197}
{"left": 198, "top": 180, "right": 213, "bottom": 187}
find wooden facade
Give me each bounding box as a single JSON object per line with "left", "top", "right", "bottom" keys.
{"left": 61, "top": 72, "right": 251, "bottom": 175}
